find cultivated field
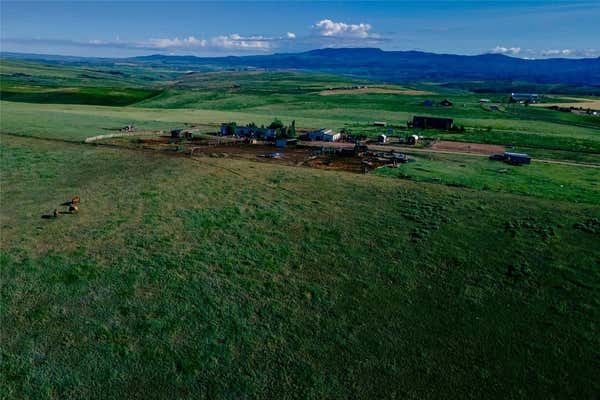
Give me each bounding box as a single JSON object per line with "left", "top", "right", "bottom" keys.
{"left": 318, "top": 87, "right": 433, "bottom": 96}
{"left": 532, "top": 95, "right": 600, "bottom": 110}
{"left": 1, "top": 58, "right": 599, "bottom": 399}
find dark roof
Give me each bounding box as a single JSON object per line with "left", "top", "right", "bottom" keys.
{"left": 505, "top": 152, "right": 531, "bottom": 158}
{"left": 413, "top": 116, "right": 453, "bottom": 122}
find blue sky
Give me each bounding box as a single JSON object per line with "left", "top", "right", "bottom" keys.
{"left": 1, "top": 1, "right": 599, "bottom": 58}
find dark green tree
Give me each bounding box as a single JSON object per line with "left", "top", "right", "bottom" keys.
{"left": 268, "top": 118, "right": 284, "bottom": 130}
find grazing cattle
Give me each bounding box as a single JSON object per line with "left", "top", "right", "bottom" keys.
{"left": 72, "top": 196, "right": 81, "bottom": 204}
{"left": 53, "top": 209, "right": 59, "bottom": 218}
{"left": 69, "top": 205, "right": 79, "bottom": 213}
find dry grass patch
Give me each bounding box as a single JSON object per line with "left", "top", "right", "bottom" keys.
{"left": 319, "top": 87, "right": 433, "bottom": 96}
{"left": 532, "top": 96, "right": 600, "bottom": 110}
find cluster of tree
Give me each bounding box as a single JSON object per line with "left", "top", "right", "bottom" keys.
{"left": 222, "top": 122, "right": 237, "bottom": 135}
{"left": 222, "top": 119, "right": 297, "bottom": 139}
{"left": 268, "top": 118, "right": 296, "bottom": 139}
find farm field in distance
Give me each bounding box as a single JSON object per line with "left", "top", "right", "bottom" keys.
{"left": 1, "top": 56, "right": 599, "bottom": 399}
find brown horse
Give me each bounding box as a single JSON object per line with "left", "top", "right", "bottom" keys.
{"left": 72, "top": 196, "right": 81, "bottom": 204}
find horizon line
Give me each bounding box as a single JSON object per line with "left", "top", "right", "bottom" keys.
{"left": 1, "top": 48, "right": 599, "bottom": 61}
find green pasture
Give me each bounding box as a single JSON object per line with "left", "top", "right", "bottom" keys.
{"left": 376, "top": 152, "right": 600, "bottom": 204}
{"left": 1, "top": 135, "right": 598, "bottom": 399}
{"left": 1, "top": 58, "right": 599, "bottom": 399}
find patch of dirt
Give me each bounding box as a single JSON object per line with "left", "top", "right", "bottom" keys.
{"left": 319, "top": 87, "right": 433, "bottom": 96}
{"left": 430, "top": 141, "right": 505, "bottom": 155}
{"left": 190, "top": 143, "right": 385, "bottom": 173}
{"left": 102, "top": 136, "right": 389, "bottom": 174}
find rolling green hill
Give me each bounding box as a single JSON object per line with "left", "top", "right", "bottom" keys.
{"left": 1, "top": 57, "right": 599, "bottom": 400}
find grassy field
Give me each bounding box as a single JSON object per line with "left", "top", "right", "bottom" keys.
{"left": 0, "top": 58, "right": 179, "bottom": 88}
{"left": 0, "top": 86, "right": 160, "bottom": 106}
{"left": 1, "top": 135, "right": 599, "bottom": 399}
{"left": 2, "top": 99, "right": 600, "bottom": 153}
{"left": 3, "top": 61, "right": 599, "bottom": 152}
{"left": 376, "top": 152, "right": 600, "bottom": 204}
{"left": 1, "top": 58, "right": 599, "bottom": 399}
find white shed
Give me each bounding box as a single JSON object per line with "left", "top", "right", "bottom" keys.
{"left": 322, "top": 131, "right": 341, "bottom": 142}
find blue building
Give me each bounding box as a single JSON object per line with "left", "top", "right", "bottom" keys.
{"left": 275, "top": 138, "right": 298, "bottom": 147}
{"left": 308, "top": 128, "right": 333, "bottom": 141}
{"left": 504, "top": 152, "right": 532, "bottom": 165}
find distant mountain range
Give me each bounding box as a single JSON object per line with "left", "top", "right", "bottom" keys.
{"left": 3, "top": 48, "right": 600, "bottom": 86}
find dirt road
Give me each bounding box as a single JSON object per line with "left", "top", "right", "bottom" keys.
{"left": 84, "top": 131, "right": 165, "bottom": 143}
{"left": 298, "top": 140, "right": 600, "bottom": 169}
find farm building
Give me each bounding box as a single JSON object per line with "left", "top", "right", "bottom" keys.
{"left": 308, "top": 128, "right": 332, "bottom": 141}
{"left": 411, "top": 116, "right": 454, "bottom": 130}
{"left": 171, "top": 129, "right": 183, "bottom": 138}
{"left": 505, "top": 152, "right": 532, "bottom": 165}
{"left": 407, "top": 134, "right": 419, "bottom": 145}
{"left": 322, "top": 131, "right": 341, "bottom": 142}
{"left": 440, "top": 99, "right": 453, "bottom": 107}
{"left": 378, "top": 134, "right": 388, "bottom": 143}
{"left": 479, "top": 98, "right": 491, "bottom": 103}
{"left": 219, "top": 123, "right": 238, "bottom": 136}
{"left": 120, "top": 125, "right": 135, "bottom": 132}
{"left": 263, "top": 129, "right": 277, "bottom": 140}
{"left": 275, "top": 138, "right": 298, "bottom": 148}
{"left": 510, "top": 93, "right": 539, "bottom": 103}
{"left": 373, "top": 121, "right": 387, "bottom": 127}
{"left": 235, "top": 126, "right": 251, "bottom": 136}
{"left": 422, "top": 100, "right": 434, "bottom": 107}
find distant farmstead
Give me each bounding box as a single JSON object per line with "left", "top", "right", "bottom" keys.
{"left": 411, "top": 116, "right": 454, "bottom": 130}
{"left": 510, "top": 93, "right": 539, "bottom": 103}
{"left": 308, "top": 128, "right": 335, "bottom": 141}
{"left": 504, "top": 152, "right": 532, "bottom": 165}
{"left": 322, "top": 131, "right": 341, "bottom": 142}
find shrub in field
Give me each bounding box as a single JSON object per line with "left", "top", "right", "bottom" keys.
{"left": 574, "top": 218, "right": 600, "bottom": 234}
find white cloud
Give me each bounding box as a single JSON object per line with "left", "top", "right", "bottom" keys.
{"left": 541, "top": 49, "right": 573, "bottom": 56}
{"left": 286, "top": 32, "right": 296, "bottom": 39}
{"left": 490, "top": 45, "right": 521, "bottom": 55}
{"left": 147, "top": 36, "right": 207, "bottom": 49}
{"left": 541, "top": 48, "right": 600, "bottom": 58}
{"left": 488, "top": 46, "right": 599, "bottom": 58}
{"left": 96, "top": 34, "right": 271, "bottom": 52}
{"left": 88, "top": 39, "right": 108, "bottom": 45}
{"left": 542, "top": 49, "right": 572, "bottom": 56}
{"left": 207, "top": 34, "right": 269, "bottom": 49}
{"left": 312, "top": 19, "right": 374, "bottom": 38}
